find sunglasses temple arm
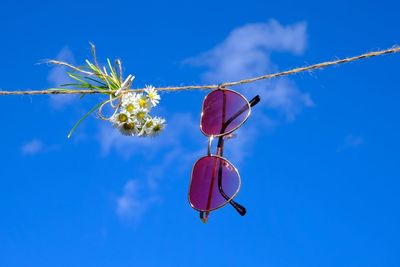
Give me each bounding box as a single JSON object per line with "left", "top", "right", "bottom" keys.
{"left": 217, "top": 178, "right": 247, "bottom": 216}
{"left": 221, "top": 95, "right": 261, "bottom": 133}
{"left": 217, "top": 136, "right": 247, "bottom": 216}
{"left": 249, "top": 95, "right": 261, "bottom": 107}
{"left": 199, "top": 198, "right": 245, "bottom": 222}
{"left": 200, "top": 211, "right": 208, "bottom": 223}
{"left": 228, "top": 198, "right": 247, "bottom": 216}
{"left": 221, "top": 95, "right": 259, "bottom": 215}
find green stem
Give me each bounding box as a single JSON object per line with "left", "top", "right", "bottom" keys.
{"left": 67, "top": 100, "right": 108, "bottom": 138}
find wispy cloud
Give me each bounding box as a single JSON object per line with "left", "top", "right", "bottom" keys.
{"left": 116, "top": 179, "right": 159, "bottom": 223}
{"left": 185, "top": 19, "right": 312, "bottom": 121}
{"left": 261, "top": 78, "right": 314, "bottom": 121}
{"left": 115, "top": 146, "right": 204, "bottom": 224}
{"left": 185, "top": 19, "right": 312, "bottom": 163}
{"left": 21, "top": 139, "right": 58, "bottom": 156}
{"left": 21, "top": 139, "right": 44, "bottom": 155}
{"left": 98, "top": 112, "right": 201, "bottom": 159}
{"left": 337, "top": 134, "right": 364, "bottom": 152}
{"left": 111, "top": 20, "right": 312, "bottom": 222}
{"left": 47, "top": 46, "right": 78, "bottom": 109}
{"left": 103, "top": 113, "right": 204, "bottom": 223}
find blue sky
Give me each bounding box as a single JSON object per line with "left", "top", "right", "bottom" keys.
{"left": 1, "top": 0, "right": 400, "bottom": 266}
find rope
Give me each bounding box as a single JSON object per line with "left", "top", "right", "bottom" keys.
{"left": 0, "top": 46, "right": 399, "bottom": 96}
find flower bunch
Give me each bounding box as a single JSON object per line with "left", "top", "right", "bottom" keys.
{"left": 110, "top": 85, "right": 166, "bottom": 137}
{"left": 48, "top": 44, "right": 167, "bottom": 138}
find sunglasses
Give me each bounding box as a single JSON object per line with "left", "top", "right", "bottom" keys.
{"left": 188, "top": 87, "right": 260, "bottom": 223}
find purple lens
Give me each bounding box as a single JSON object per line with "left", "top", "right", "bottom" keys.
{"left": 189, "top": 156, "right": 240, "bottom": 211}
{"left": 201, "top": 90, "right": 250, "bottom": 136}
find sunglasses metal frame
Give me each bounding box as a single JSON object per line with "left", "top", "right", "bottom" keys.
{"left": 199, "top": 88, "right": 252, "bottom": 138}
{"left": 188, "top": 154, "right": 242, "bottom": 212}
{"left": 188, "top": 87, "right": 260, "bottom": 222}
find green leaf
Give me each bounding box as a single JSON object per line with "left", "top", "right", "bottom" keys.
{"left": 107, "top": 58, "right": 120, "bottom": 86}
{"left": 100, "top": 73, "right": 114, "bottom": 90}
{"left": 67, "top": 100, "right": 107, "bottom": 138}
{"left": 67, "top": 72, "right": 88, "bottom": 84}
{"left": 60, "top": 83, "right": 81, "bottom": 87}
{"left": 85, "top": 60, "right": 97, "bottom": 71}
{"left": 83, "top": 76, "right": 107, "bottom": 86}
{"left": 88, "top": 84, "right": 109, "bottom": 90}
{"left": 107, "top": 58, "right": 116, "bottom": 75}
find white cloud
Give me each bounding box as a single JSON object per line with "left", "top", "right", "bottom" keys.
{"left": 262, "top": 78, "right": 314, "bottom": 121}
{"left": 337, "top": 134, "right": 364, "bottom": 152}
{"left": 115, "top": 144, "right": 204, "bottom": 224}
{"left": 98, "top": 112, "right": 201, "bottom": 159}
{"left": 111, "top": 20, "right": 312, "bottom": 222}
{"left": 101, "top": 112, "right": 204, "bottom": 191}
{"left": 21, "top": 139, "right": 44, "bottom": 155}
{"left": 116, "top": 180, "right": 159, "bottom": 223}
{"left": 47, "top": 46, "right": 78, "bottom": 109}
{"left": 105, "top": 113, "right": 204, "bottom": 223}
{"left": 185, "top": 19, "right": 311, "bottom": 120}
{"left": 185, "top": 19, "right": 312, "bottom": 163}
{"left": 20, "top": 139, "right": 59, "bottom": 156}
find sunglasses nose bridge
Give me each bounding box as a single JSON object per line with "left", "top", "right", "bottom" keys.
{"left": 207, "top": 136, "right": 214, "bottom": 156}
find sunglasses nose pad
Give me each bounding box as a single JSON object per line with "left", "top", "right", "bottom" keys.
{"left": 223, "top": 133, "right": 237, "bottom": 140}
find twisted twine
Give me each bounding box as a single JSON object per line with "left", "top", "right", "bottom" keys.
{"left": 0, "top": 46, "right": 399, "bottom": 96}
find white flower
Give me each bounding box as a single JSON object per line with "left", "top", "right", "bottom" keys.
{"left": 121, "top": 92, "right": 140, "bottom": 108}
{"left": 110, "top": 111, "right": 131, "bottom": 128}
{"left": 139, "top": 93, "right": 152, "bottom": 110}
{"left": 110, "top": 111, "right": 138, "bottom": 136}
{"left": 120, "top": 92, "right": 151, "bottom": 114}
{"left": 118, "top": 121, "right": 139, "bottom": 136}
{"left": 134, "top": 107, "right": 149, "bottom": 122}
{"left": 149, "top": 117, "right": 166, "bottom": 136}
{"left": 145, "top": 85, "right": 160, "bottom": 107}
{"left": 123, "top": 92, "right": 150, "bottom": 110}
{"left": 139, "top": 117, "right": 156, "bottom": 136}
{"left": 123, "top": 103, "right": 135, "bottom": 114}
{"left": 108, "top": 83, "right": 165, "bottom": 137}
